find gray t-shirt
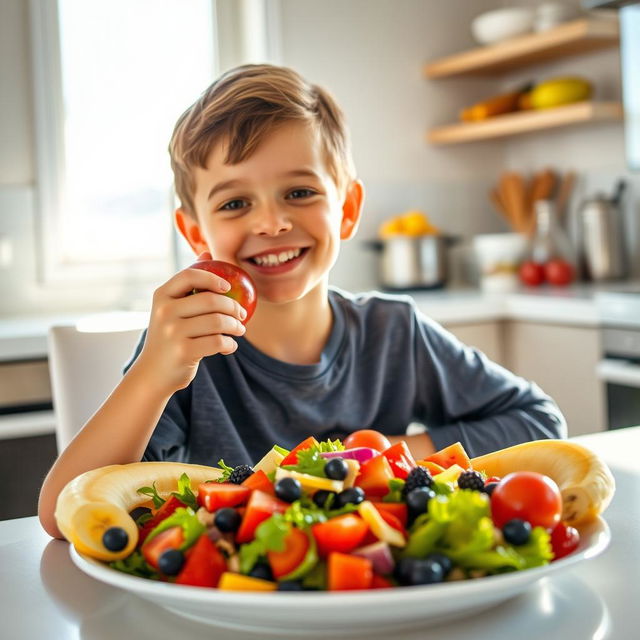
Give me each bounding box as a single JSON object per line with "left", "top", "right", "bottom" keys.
{"left": 127, "top": 288, "right": 566, "bottom": 466}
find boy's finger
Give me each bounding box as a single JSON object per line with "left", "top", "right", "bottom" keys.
{"left": 163, "top": 266, "right": 230, "bottom": 298}
{"left": 181, "top": 313, "right": 246, "bottom": 339}
{"left": 175, "top": 290, "right": 246, "bottom": 322}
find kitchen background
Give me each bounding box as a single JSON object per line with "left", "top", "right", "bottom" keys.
{"left": 1, "top": 0, "right": 639, "bottom": 519}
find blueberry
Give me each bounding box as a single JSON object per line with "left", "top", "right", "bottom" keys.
{"left": 158, "top": 548, "right": 184, "bottom": 576}
{"left": 502, "top": 518, "right": 532, "bottom": 546}
{"left": 214, "top": 507, "right": 241, "bottom": 533}
{"left": 324, "top": 458, "right": 348, "bottom": 481}
{"left": 102, "top": 526, "right": 129, "bottom": 552}
{"left": 277, "top": 580, "right": 305, "bottom": 591}
{"left": 394, "top": 557, "right": 416, "bottom": 585}
{"left": 483, "top": 482, "right": 499, "bottom": 496}
{"left": 406, "top": 487, "right": 435, "bottom": 516}
{"left": 334, "top": 486, "right": 365, "bottom": 509}
{"left": 313, "top": 489, "right": 336, "bottom": 509}
{"left": 408, "top": 558, "right": 445, "bottom": 586}
{"left": 425, "top": 552, "right": 453, "bottom": 577}
{"left": 275, "top": 477, "right": 302, "bottom": 503}
{"left": 249, "top": 562, "right": 273, "bottom": 581}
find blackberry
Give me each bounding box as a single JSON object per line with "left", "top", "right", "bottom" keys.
{"left": 228, "top": 464, "right": 254, "bottom": 484}
{"left": 457, "top": 470, "right": 485, "bottom": 491}
{"left": 402, "top": 466, "right": 434, "bottom": 497}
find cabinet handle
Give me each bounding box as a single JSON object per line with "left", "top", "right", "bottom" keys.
{"left": 596, "top": 358, "right": 640, "bottom": 388}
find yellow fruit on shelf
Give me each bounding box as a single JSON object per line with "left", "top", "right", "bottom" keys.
{"left": 530, "top": 77, "right": 593, "bottom": 110}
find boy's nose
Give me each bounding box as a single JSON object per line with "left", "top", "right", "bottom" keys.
{"left": 251, "top": 204, "right": 292, "bottom": 236}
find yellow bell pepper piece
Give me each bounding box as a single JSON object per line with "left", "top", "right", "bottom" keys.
{"left": 358, "top": 501, "right": 406, "bottom": 548}
{"left": 218, "top": 572, "right": 278, "bottom": 591}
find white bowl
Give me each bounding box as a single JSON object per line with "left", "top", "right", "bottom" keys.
{"left": 471, "top": 7, "right": 535, "bottom": 45}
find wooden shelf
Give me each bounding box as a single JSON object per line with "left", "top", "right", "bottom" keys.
{"left": 424, "top": 17, "right": 619, "bottom": 79}
{"left": 427, "top": 101, "right": 623, "bottom": 145}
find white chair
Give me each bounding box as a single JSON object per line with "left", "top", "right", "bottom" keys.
{"left": 48, "top": 317, "right": 145, "bottom": 452}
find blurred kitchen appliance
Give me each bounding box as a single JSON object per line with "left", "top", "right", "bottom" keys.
{"left": 368, "top": 235, "right": 456, "bottom": 290}
{"left": 577, "top": 180, "right": 628, "bottom": 281}
{"left": 595, "top": 290, "right": 640, "bottom": 429}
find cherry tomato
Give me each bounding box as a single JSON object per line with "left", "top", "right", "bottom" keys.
{"left": 550, "top": 521, "right": 580, "bottom": 560}
{"left": 518, "top": 260, "right": 545, "bottom": 286}
{"left": 490, "top": 471, "right": 562, "bottom": 530}
{"left": 343, "top": 429, "right": 391, "bottom": 453}
{"left": 544, "top": 259, "right": 574, "bottom": 286}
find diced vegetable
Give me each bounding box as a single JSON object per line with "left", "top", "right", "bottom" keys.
{"left": 235, "top": 490, "right": 289, "bottom": 544}
{"left": 241, "top": 469, "right": 275, "bottom": 495}
{"left": 218, "top": 572, "right": 278, "bottom": 591}
{"left": 279, "top": 437, "right": 319, "bottom": 467}
{"left": 198, "top": 482, "right": 250, "bottom": 512}
{"left": 253, "top": 447, "right": 286, "bottom": 474}
{"left": 422, "top": 442, "right": 471, "bottom": 470}
{"left": 371, "top": 501, "right": 409, "bottom": 528}
{"left": 351, "top": 541, "right": 395, "bottom": 575}
{"left": 354, "top": 454, "right": 395, "bottom": 497}
{"left": 267, "top": 526, "right": 310, "bottom": 579}
{"left": 175, "top": 534, "right": 227, "bottom": 587}
{"left": 312, "top": 513, "right": 369, "bottom": 556}
{"left": 358, "top": 501, "right": 406, "bottom": 548}
{"left": 382, "top": 441, "right": 417, "bottom": 479}
{"left": 274, "top": 468, "right": 344, "bottom": 494}
{"left": 327, "top": 552, "right": 373, "bottom": 591}
{"left": 142, "top": 526, "right": 184, "bottom": 569}
{"left": 320, "top": 447, "right": 379, "bottom": 464}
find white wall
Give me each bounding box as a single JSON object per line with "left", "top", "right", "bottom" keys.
{"left": 0, "top": 0, "right": 637, "bottom": 316}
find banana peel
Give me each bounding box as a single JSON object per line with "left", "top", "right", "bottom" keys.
{"left": 471, "top": 440, "right": 614, "bottom": 526}
{"left": 55, "top": 462, "right": 221, "bottom": 561}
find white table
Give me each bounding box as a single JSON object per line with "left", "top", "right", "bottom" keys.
{"left": 2, "top": 428, "right": 639, "bottom": 640}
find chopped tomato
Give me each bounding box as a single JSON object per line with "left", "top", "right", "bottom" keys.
{"left": 327, "top": 552, "right": 373, "bottom": 591}
{"left": 371, "top": 501, "right": 409, "bottom": 528}
{"left": 267, "top": 526, "right": 310, "bottom": 579}
{"left": 371, "top": 574, "right": 394, "bottom": 589}
{"left": 175, "top": 534, "right": 227, "bottom": 587}
{"left": 422, "top": 442, "right": 471, "bottom": 470}
{"left": 343, "top": 429, "right": 392, "bottom": 453}
{"left": 279, "top": 436, "right": 319, "bottom": 467}
{"left": 550, "top": 522, "right": 580, "bottom": 560}
{"left": 354, "top": 454, "right": 395, "bottom": 498}
{"left": 138, "top": 495, "right": 185, "bottom": 545}
{"left": 142, "top": 526, "right": 184, "bottom": 569}
{"left": 417, "top": 460, "right": 446, "bottom": 476}
{"left": 197, "top": 482, "right": 251, "bottom": 513}
{"left": 235, "top": 490, "right": 289, "bottom": 544}
{"left": 241, "top": 469, "right": 275, "bottom": 495}
{"left": 382, "top": 441, "right": 416, "bottom": 479}
{"left": 311, "top": 514, "right": 369, "bottom": 556}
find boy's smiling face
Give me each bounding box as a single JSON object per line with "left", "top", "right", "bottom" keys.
{"left": 176, "top": 121, "right": 363, "bottom": 306}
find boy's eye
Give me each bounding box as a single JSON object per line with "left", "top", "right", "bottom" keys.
{"left": 287, "top": 188, "right": 316, "bottom": 200}
{"left": 220, "top": 199, "right": 248, "bottom": 211}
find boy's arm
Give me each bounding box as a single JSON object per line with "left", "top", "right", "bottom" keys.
{"left": 38, "top": 262, "right": 247, "bottom": 539}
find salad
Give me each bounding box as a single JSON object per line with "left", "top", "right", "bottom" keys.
{"left": 104, "top": 430, "right": 581, "bottom": 591}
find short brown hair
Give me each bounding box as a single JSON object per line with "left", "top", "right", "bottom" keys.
{"left": 169, "top": 64, "right": 356, "bottom": 217}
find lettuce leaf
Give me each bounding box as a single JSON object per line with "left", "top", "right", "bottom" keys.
{"left": 110, "top": 550, "right": 159, "bottom": 579}
{"left": 170, "top": 473, "right": 198, "bottom": 510}
{"left": 283, "top": 447, "right": 327, "bottom": 477}
{"left": 239, "top": 514, "right": 290, "bottom": 574}
{"left": 214, "top": 459, "right": 235, "bottom": 483}
{"left": 136, "top": 482, "right": 165, "bottom": 509}
{"left": 143, "top": 507, "right": 204, "bottom": 550}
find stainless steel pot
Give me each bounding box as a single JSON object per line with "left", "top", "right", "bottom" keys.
{"left": 577, "top": 180, "right": 628, "bottom": 281}
{"left": 367, "top": 235, "right": 457, "bottom": 290}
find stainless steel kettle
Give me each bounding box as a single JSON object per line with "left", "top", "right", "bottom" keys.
{"left": 577, "top": 180, "right": 628, "bottom": 281}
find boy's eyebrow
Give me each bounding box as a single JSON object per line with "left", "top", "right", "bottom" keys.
{"left": 207, "top": 169, "right": 321, "bottom": 201}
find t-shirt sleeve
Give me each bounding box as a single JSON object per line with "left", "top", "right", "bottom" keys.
{"left": 123, "top": 330, "right": 190, "bottom": 462}
{"left": 411, "top": 306, "right": 567, "bottom": 457}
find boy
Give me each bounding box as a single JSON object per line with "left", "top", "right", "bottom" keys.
{"left": 39, "top": 64, "right": 566, "bottom": 538}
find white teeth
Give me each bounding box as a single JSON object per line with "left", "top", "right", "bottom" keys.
{"left": 253, "top": 248, "right": 302, "bottom": 266}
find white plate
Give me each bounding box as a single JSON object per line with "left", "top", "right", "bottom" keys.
{"left": 70, "top": 518, "right": 610, "bottom": 636}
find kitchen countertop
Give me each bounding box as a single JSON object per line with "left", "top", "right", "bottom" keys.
{"left": 1, "top": 281, "right": 639, "bottom": 362}
{"left": 1, "top": 426, "right": 638, "bottom": 639}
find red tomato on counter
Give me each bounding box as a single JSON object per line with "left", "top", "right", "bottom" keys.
{"left": 519, "top": 260, "right": 545, "bottom": 286}
{"left": 544, "top": 259, "right": 574, "bottom": 286}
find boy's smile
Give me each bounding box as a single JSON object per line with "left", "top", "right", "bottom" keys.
{"left": 177, "top": 121, "right": 363, "bottom": 307}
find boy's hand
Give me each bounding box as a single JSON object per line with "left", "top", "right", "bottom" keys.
{"left": 135, "top": 260, "right": 248, "bottom": 395}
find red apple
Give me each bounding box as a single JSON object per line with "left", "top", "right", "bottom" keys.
{"left": 190, "top": 259, "right": 257, "bottom": 323}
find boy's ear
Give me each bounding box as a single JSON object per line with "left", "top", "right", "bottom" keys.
{"left": 174, "top": 208, "right": 209, "bottom": 255}
{"left": 340, "top": 179, "right": 365, "bottom": 240}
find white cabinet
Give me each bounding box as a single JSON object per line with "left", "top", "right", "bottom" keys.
{"left": 502, "top": 321, "right": 606, "bottom": 437}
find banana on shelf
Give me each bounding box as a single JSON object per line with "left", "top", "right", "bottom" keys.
{"left": 471, "top": 440, "right": 615, "bottom": 526}
{"left": 55, "top": 462, "right": 221, "bottom": 561}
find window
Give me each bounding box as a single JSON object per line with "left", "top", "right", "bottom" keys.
{"left": 30, "top": 0, "right": 217, "bottom": 284}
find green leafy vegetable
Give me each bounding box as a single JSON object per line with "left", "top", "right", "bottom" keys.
{"left": 284, "top": 497, "right": 328, "bottom": 528}
{"left": 136, "top": 482, "right": 166, "bottom": 510}
{"left": 214, "top": 459, "right": 235, "bottom": 483}
{"left": 301, "top": 561, "right": 327, "bottom": 590}
{"left": 383, "top": 478, "right": 405, "bottom": 503}
{"left": 110, "top": 551, "right": 159, "bottom": 579}
{"left": 171, "top": 473, "right": 198, "bottom": 510}
{"left": 283, "top": 448, "right": 327, "bottom": 477}
{"left": 239, "top": 514, "right": 291, "bottom": 574}
{"left": 314, "top": 439, "right": 345, "bottom": 453}
{"left": 143, "top": 507, "right": 205, "bottom": 550}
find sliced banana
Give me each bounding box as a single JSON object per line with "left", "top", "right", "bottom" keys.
{"left": 471, "top": 440, "right": 615, "bottom": 526}
{"left": 55, "top": 462, "right": 221, "bottom": 561}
